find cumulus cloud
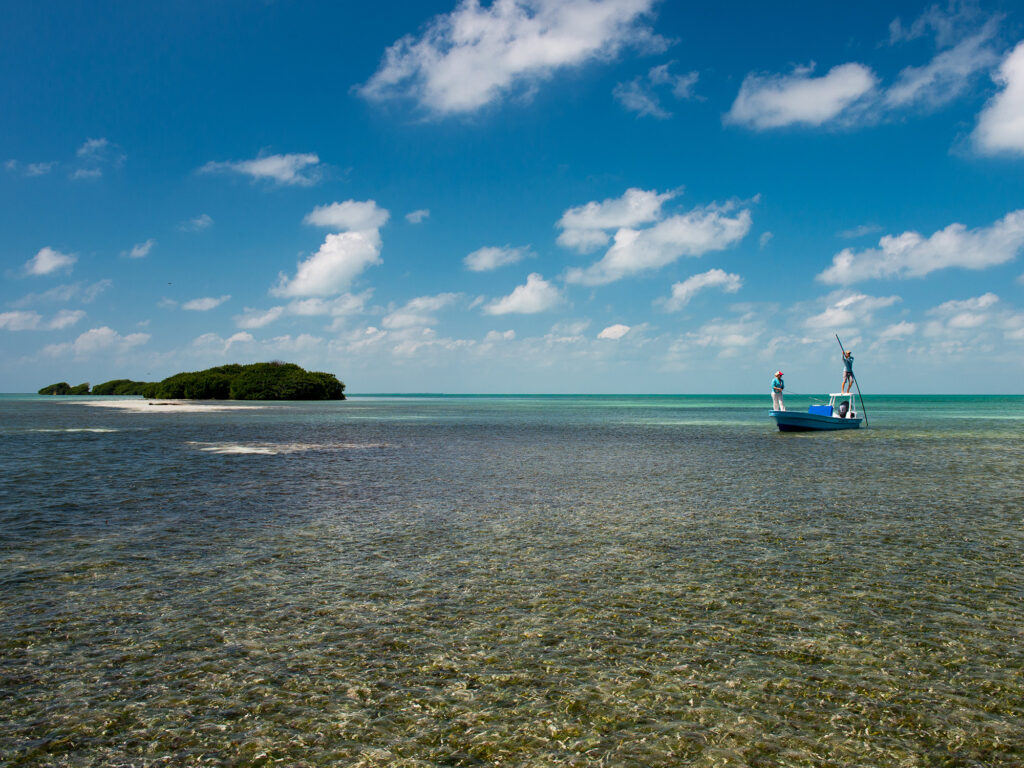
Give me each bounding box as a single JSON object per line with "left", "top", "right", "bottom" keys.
{"left": 484, "top": 329, "right": 516, "bottom": 342}
{"left": 484, "top": 273, "right": 562, "bottom": 314}
{"left": 0, "top": 311, "right": 43, "bottom": 331}
{"left": 235, "top": 306, "right": 285, "bottom": 329}
{"left": 725, "top": 63, "right": 877, "bottom": 129}
{"left": 43, "top": 326, "right": 149, "bottom": 358}
{"left": 286, "top": 292, "right": 370, "bottom": 317}
{"left": 597, "top": 323, "right": 631, "bottom": 339}
{"left": 48, "top": 310, "right": 87, "bottom": 330}
{"left": 275, "top": 200, "right": 390, "bottom": 298}
{"left": 927, "top": 292, "right": 999, "bottom": 329}
{"left": 878, "top": 320, "right": 917, "bottom": 340}
{"left": 383, "top": 293, "right": 460, "bottom": 329}
{"left": 358, "top": 0, "right": 666, "bottom": 115}
{"left": 563, "top": 195, "right": 752, "bottom": 286}
{"left": 758, "top": 232, "right": 773, "bottom": 249}
{"left": 123, "top": 239, "right": 155, "bottom": 259}
{"left": 183, "top": 295, "right": 231, "bottom": 311}
{"left": 200, "top": 153, "right": 321, "bottom": 186}
{"left": 973, "top": 41, "right": 1024, "bottom": 155}
{"left": 557, "top": 187, "right": 674, "bottom": 252}
{"left": 661, "top": 268, "right": 742, "bottom": 311}
{"left": 817, "top": 210, "right": 1024, "bottom": 284}
{"left": 25, "top": 247, "right": 77, "bottom": 276}
{"left": 304, "top": 200, "right": 390, "bottom": 230}
{"left": 804, "top": 292, "right": 901, "bottom": 329}
{"left": 0, "top": 309, "right": 84, "bottom": 331}
{"left": 464, "top": 245, "right": 532, "bottom": 271}
{"left": 274, "top": 230, "right": 382, "bottom": 298}
{"left": 193, "top": 331, "right": 256, "bottom": 355}
{"left": 406, "top": 209, "right": 430, "bottom": 223}
{"left": 614, "top": 61, "right": 698, "bottom": 118}
{"left": 180, "top": 213, "right": 214, "bottom": 232}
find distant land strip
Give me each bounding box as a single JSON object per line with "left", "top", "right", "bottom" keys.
{"left": 38, "top": 362, "right": 345, "bottom": 401}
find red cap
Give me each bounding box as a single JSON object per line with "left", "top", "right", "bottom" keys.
{"left": 775, "top": 371, "right": 783, "bottom": 377}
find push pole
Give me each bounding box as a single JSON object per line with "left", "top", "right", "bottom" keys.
{"left": 835, "top": 333, "right": 868, "bottom": 427}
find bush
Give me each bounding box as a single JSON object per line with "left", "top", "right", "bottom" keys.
{"left": 38, "top": 382, "right": 72, "bottom": 395}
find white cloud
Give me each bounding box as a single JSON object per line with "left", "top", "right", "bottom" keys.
{"left": 286, "top": 292, "right": 370, "bottom": 317}
{"left": 358, "top": 0, "right": 666, "bottom": 115}
{"left": 0, "top": 309, "right": 86, "bottom": 331}
{"left": 183, "top": 295, "right": 231, "bottom": 311}
{"left": 661, "top": 269, "right": 742, "bottom": 311}
{"left": 804, "top": 292, "right": 901, "bottom": 329}
{"left": 884, "top": 24, "right": 999, "bottom": 110}
{"left": 564, "top": 201, "right": 752, "bottom": 286}
{"left": 484, "top": 329, "right": 516, "bottom": 342}
{"left": 11, "top": 280, "right": 109, "bottom": 307}
{"left": 304, "top": 200, "right": 390, "bottom": 230}
{"left": 758, "top": 232, "right": 773, "bottom": 249}
{"left": 180, "top": 213, "right": 214, "bottom": 232}
{"left": 725, "top": 62, "right": 877, "bottom": 129}
{"left": 406, "top": 208, "right": 430, "bottom": 224}
{"left": 598, "top": 323, "right": 630, "bottom": 339}
{"left": 557, "top": 187, "right": 674, "bottom": 252}
{"left": 276, "top": 200, "right": 389, "bottom": 297}
{"left": 383, "top": 293, "right": 460, "bottom": 329}
{"left": 818, "top": 210, "right": 1024, "bottom": 284}
{"left": 614, "top": 62, "right": 698, "bottom": 118}
{"left": 0, "top": 311, "right": 42, "bottom": 331}
{"left": 878, "top": 321, "right": 917, "bottom": 341}
{"left": 973, "top": 41, "right": 1024, "bottom": 155}
{"left": 924, "top": 293, "right": 1000, "bottom": 336}
{"left": 235, "top": 306, "right": 285, "bottom": 329}
{"left": 123, "top": 239, "right": 156, "bottom": 259}
{"left": 200, "top": 153, "right": 321, "bottom": 186}
{"left": 464, "top": 245, "right": 532, "bottom": 271}
{"left": 484, "top": 273, "right": 562, "bottom": 314}
{"left": 25, "top": 247, "right": 77, "bottom": 276}
{"left": 839, "top": 223, "right": 882, "bottom": 239}
{"left": 274, "top": 230, "right": 383, "bottom": 298}
{"left": 71, "top": 137, "right": 125, "bottom": 179}
{"left": 77, "top": 138, "right": 109, "bottom": 159}
{"left": 48, "top": 310, "right": 86, "bottom": 330}
{"left": 888, "top": 2, "right": 989, "bottom": 48}
{"left": 5, "top": 160, "right": 56, "bottom": 177}
{"left": 43, "top": 326, "right": 149, "bottom": 358}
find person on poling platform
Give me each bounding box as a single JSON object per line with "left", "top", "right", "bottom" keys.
{"left": 841, "top": 350, "right": 855, "bottom": 394}
{"left": 771, "top": 370, "right": 785, "bottom": 411}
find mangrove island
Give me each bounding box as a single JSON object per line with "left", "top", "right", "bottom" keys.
{"left": 38, "top": 362, "right": 346, "bottom": 400}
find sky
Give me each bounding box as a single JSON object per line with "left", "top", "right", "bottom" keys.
{"left": 2, "top": 0, "right": 1024, "bottom": 394}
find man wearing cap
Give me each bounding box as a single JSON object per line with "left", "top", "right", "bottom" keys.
{"left": 771, "top": 371, "right": 785, "bottom": 411}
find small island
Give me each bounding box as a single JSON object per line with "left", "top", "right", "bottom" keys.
{"left": 38, "top": 362, "right": 345, "bottom": 401}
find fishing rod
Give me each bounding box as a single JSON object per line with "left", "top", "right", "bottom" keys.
{"left": 835, "top": 333, "right": 868, "bottom": 427}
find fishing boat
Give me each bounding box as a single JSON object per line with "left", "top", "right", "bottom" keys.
{"left": 771, "top": 391, "right": 863, "bottom": 431}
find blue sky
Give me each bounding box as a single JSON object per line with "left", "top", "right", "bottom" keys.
{"left": 3, "top": 0, "right": 1024, "bottom": 393}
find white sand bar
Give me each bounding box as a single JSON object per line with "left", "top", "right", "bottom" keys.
{"left": 71, "top": 399, "right": 268, "bottom": 413}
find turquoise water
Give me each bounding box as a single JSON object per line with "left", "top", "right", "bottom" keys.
{"left": 1, "top": 395, "right": 1022, "bottom": 766}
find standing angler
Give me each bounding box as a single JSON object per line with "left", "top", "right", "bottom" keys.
{"left": 841, "top": 350, "right": 854, "bottom": 394}
{"left": 771, "top": 370, "right": 785, "bottom": 411}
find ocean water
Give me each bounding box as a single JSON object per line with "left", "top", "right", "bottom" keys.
{"left": 1, "top": 394, "right": 1022, "bottom": 767}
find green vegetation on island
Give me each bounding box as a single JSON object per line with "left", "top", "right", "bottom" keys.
{"left": 38, "top": 362, "right": 345, "bottom": 400}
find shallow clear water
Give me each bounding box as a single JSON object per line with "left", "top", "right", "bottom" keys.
{"left": 1, "top": 394, "right": 1022, "bottom": 767}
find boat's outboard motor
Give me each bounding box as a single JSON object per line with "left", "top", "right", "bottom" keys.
{"left": 838, "top": 400, "right": 849, "bottom": 418}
